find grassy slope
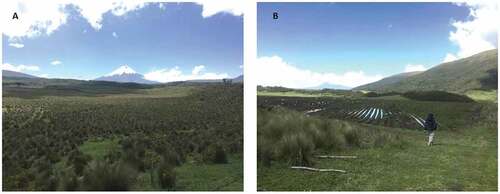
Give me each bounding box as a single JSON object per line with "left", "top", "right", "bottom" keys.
{"left": 355, "top": 49, "right": 498, "bottom": 93}
{"left": 258, "top": 124, "right": 497, "bottom": 191}
{"left": 465, "top": 90, "right": 498, "bottom": 103}
{"left": 354, "top": 71, "right": 423, "bottom": 91}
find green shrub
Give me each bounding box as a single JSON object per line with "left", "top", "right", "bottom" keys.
{"left": 319, "top": 120, "right": 346, "bottom": 150}
{"left": 364, "top": 91, "right": 379, "bottom": 97}
{"left": 67, "top": 150, "right": 91, "bottom": 176}
{"left": 343, "top": 124, "right": 362, "bottom": 147}
{"left": 257, "top": 138, "right": 273, "bottom": 167}
{"left": 364, "top": 91, "right": 400, "bottom": 97}
{"left": 58, "top": 167, "right": 79, "bottom": 191}
{"left": 276, "top": 133, "right": 315, "bottom": 166}
{"left": 144, "top": 150, "right": 162, "bottom": 170}
{"left": 82, "top": 160, "right": 137, "bottom": 191}
{"left": 157, "top": 158, "right": 176, "bottom": 189}
{"left": 402, "top": 91, "right": 474, "bottom": 102}
{"left": 202, "top": 143, "right": 228, "bottom": 164}
{"left": 258, "top": 107, "right": 408, "bottom": 166}
{"left": 33, "top": 171, "right": 58, "bottom": 191}
{"left": 103, "top": 149, "right": 122, "bottom": 164}
{"left": 160, "top": 147, "right": 181, "bottom": 166}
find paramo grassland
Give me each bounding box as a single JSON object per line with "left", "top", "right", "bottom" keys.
{"left": 3, "top": 79, "right": 243, "bottom": 191}
{"left": 257, "top": 88, "right": 497, "bottom": 191}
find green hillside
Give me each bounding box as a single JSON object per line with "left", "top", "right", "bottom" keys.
{"left": 355, "top": 71, "right": 422, "bottom": 91}
{"left": 355, "top": 49, "right": 498, "bottom": 93}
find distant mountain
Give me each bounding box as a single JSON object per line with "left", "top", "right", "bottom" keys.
{"left": 232, "top": 75, "right": 243, "bottom": 83}
{"left": 95, "top": 65, "right": 158, "bottom": 84}
{"left": 2, "top": 70, "right": 38, "bottom": 78}
{"left": 307, "top": 83, "right": 350, "bottom": 90}
{"left": 354, "top": 49, "right": 498, "bottom": 93}
{"left": 186, "top": 75, "right": 244, "bottom": 83}
{"left": 354, "top": 71, "right": 422, "bottom": 91}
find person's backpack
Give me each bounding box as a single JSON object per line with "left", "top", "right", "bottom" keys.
{"left": 430, "top": 121, "right": 437, "bottom": 130}
{"left": 425, "top": 119, "right": 437, "bottom": 131}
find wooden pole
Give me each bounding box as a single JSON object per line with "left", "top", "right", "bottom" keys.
{"left": 290, "top": 166, "right": 346, "bottom": 173}
{"left": 315, "top": 155, "right": 357, "bottom": 159}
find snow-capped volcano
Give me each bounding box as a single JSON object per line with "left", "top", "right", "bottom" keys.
{"left": 95, "top": 65, "right": 158, "bottom": 84}
{"left": 107, "top": 65, "right": 137, "bottom": 76}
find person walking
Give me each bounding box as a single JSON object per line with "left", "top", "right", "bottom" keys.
{"left": 424, "top": 113, "right": 438, "bottom": 146}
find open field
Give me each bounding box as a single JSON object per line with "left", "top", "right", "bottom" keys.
{"left": 257, "top": 90, "right": 497, "bottom": 191}
{"left": 465, "top": 90, "right": 498, "bottom": 103}
{"left": 258, "top": 90, "right": 342, "bottom": 98}
{"left": 3, "top": 79, "right": 243, "bottom": 191}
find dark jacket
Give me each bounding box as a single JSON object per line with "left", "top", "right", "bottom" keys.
{"left": 424, "top": 114, "right": 437, "bottom": 131}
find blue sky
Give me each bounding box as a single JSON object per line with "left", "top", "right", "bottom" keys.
{"left": 3, "top": 2, "right": 243, "bottom": 81}
{"left": 257, "top": 2, "right": 498, "bottom": 88}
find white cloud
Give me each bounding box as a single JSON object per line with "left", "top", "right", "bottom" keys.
{"left": 404, "top": 64, "right": 427, "bottom": 72}
{"left": 72, "top": 1, "right": 146, "bottom": 30}
{"left": 196, "top": 1, "right": 244, "bottom": 18}
{"left": 158, "top": 3, "right": 165, "bottom": 10}
{"left": 2, "top": 1, "right": 69, "bottom": 39}
{"left": 192, "top": 65, "right": 205, "bottom": 75}
{"left": 144, "top": 65, "right": 228, "bottom": 83}
{"left": 444, "top": 1, "right": 498, "bottom": 62}
{"left": 3, "top": 1, "right": 243, "bottom": 39}
{"left": 256, "top": 56, "right": 383, "bottom": 89}
{"left": 239, "top": 65, "right": 243, "bottom": 69}
{"left": 2, "top": 63, "right": 40, "bottom": 72}
{"left": 112, "top": 32, "right": 118, "bottom": 38}
{"left": 50, "top": 60, "right": 62, "bottom": 65}
{"left": 443, "top": 53, "right": 458, "bottom": 63}
{"left": 8, "top": 43, "right": 25, "bottom": 48}
{"left": 2, "top": 1, "right": 145, "bottom": 39}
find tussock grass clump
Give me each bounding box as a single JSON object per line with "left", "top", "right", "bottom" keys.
{"left": 157, "top": 157, "right": 176, "bottom": 189}
{"left": 202, "top": 143, "right": 228, "bottom": 164}
{"left": 82, "top": 160, "right": 137, "bottom": 191}
{"left": 343, "top": 124, "right": 362, "bottom": 147}
{"left": 57, "top": 167, "right": 79, "bottom": 191}
{"left": 276, "top": 133, "right": 315, "bottom": 166}
{"left": 258, "top": 107, "right": 405, "bottom": 166}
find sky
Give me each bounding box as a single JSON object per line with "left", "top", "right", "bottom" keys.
{"left": 2, "top": 1, "right": 244, "bottom": 82}
{"left": 257, "top": 2, "right": 498, "bottom": 89}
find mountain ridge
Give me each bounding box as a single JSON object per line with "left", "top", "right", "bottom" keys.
{"left": 2, "top": 70, "right": 38, "bottom": 78}
{"left": 354, "top": 49, "right": 498, "bottom": 93}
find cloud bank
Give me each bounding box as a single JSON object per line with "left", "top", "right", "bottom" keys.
{"left": 2, "top": 1, "right": 243, "bottom": 40}
{"left": 2, "top": 63, "right": 40, "bottom": 72}
{"left": 8, "top": 43, "right": 24, "bottom": 48}
{"left": 256, "top": 56, "right": 383, "bottom": 89}
{"left": 444, "top": 1, "right": 498, "bottom": 62}
{"left": 144, "top": 65, "right": 228, "bottom": 83}
{"left": 196, "top": 1, "right": 244, "bottom": 18}
{"left": 50, "top": 60, "right": 62, "bottom": 65}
